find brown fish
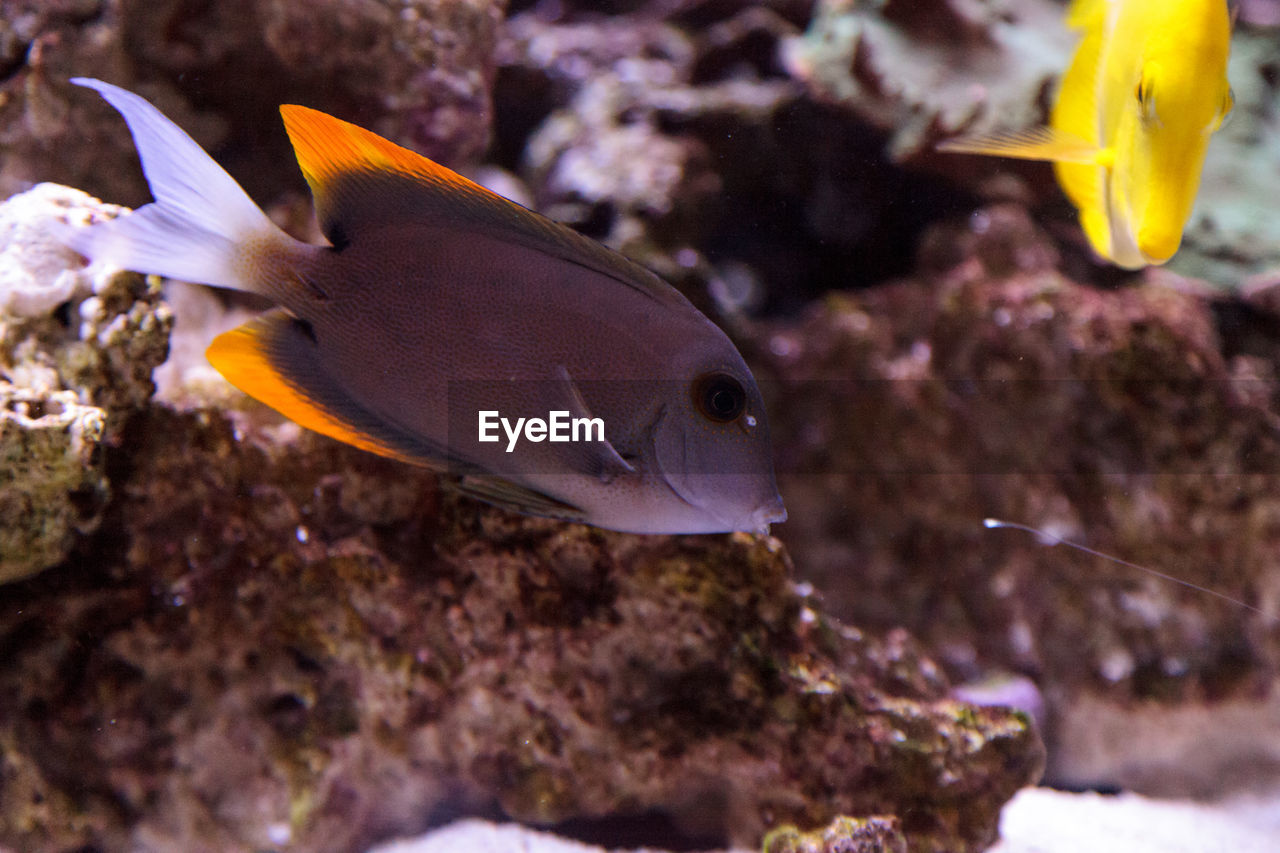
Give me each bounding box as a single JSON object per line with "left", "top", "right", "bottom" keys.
{"left": 63, "top": 78, "right": 786, "bottom": 534}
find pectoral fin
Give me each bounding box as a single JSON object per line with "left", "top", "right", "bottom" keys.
{"left": 937, "top": 126, "right": 1103, "bottom": 165}
{"left": 554, "top": 365, "right": 636, "bottom": 482}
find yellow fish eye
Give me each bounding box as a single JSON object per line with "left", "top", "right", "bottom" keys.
{"left": 1135, "top": 76, "right": 1157, "bottom": 123}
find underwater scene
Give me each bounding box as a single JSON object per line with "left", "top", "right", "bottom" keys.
{"left": 1, "top": 0, "right": 1278, "bottom": 851}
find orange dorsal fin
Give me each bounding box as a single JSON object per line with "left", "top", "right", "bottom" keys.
{"left": 278, "top": 102, "right": 686, "bottom": 307}
{"left": 279, "top": 104, "right": 484, "bottom": 189}
{"left": 279, "top": 104, "right": 499, "bottom": 231}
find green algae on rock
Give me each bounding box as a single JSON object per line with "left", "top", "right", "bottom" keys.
{"left": 0, "top": 183, "right": 170, "bottom": 582}
{"left": 0, "top": 384, "right": 104, "bottom": 582}
{"left": 764, "top": 815, "right": 907, "bottom": 853}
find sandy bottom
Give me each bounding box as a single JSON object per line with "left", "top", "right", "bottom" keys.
{"left": 367, "top": 784, "right": 1280, "bottom": 852}
{"left": 989, "top": 786, "right": 1280, "bottom": 853}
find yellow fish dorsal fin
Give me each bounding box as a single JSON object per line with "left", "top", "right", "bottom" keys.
{"left": 207, "top": 312, "right": 427, "bottom": 467}
{"left": 937, "top": 125, "right": 1103, "bottom": 164}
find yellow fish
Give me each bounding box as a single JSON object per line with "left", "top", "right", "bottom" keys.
{"left": 938, "top": 0, "right": 1233, "bottom": 268}
{"left": 61, "top": 79, "right": 786, "bottom": 535}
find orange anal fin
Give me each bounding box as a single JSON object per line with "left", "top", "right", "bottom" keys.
{"left": 207, "top": 312, "right": 431, "bottom": 467}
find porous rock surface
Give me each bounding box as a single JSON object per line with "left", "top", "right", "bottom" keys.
{"left": 496, "top": 0, "right": 964, "bottom": 317}
{"left": 0, "top": 183, "right": 170, "bottom": 582}
{"left": 0, "top": 179, "right": 1032, "bottom": 853}
{"left": 0, "top": 383, "right": 1042, "bottom": 852}
{"left": 763, "top": 815, "right": 907, "bottom": 853}
{"left": 498, "top": 2, "right": 804, "bottom": 291}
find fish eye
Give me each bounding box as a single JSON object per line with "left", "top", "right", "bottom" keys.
{"left": 1135, "top": 77, "right": 1156, "bottom": 122}
{"left": 692, "top": 372, "right": 746, "bottom": 423}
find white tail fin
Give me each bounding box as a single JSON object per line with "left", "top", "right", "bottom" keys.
{"left": 63, "top": 78, "right": 290, "bottom": 291}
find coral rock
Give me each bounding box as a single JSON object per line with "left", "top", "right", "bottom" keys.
{"left": 764, "top": 815, "right": 907, "bottom": 853}
{"left": 0, "top": 395, "right": 1041, "bottom": 851}
{"left": 783, "top": 0, "right": 1071, "bottom": 161}
{"left": 0, "top": 184, "right": 170, "bottom": 582}
{"left": 1, "top": 0, "right": 505, "bottom": 206}
{"left": 760, "top": 205, "right": 1280, "bottom": 792}
{"left": 0, "top": 384, "right": 104, "bottom": 582}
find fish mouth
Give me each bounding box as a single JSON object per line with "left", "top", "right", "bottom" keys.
{"left": 1137, "top": 233, "right": 1180, "bottom": 266}
{"left": 745, "top": 496, "right": 787, "bottom": 535}
{"left": 663, "top": 476, "right": 786, "bottom": 535}
{"left": 650, "top": 408, "right": 786, "bottom": 534}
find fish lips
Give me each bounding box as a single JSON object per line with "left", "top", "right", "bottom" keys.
{"left": 650, "top": 406, "right": 786, "bottom": 535}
